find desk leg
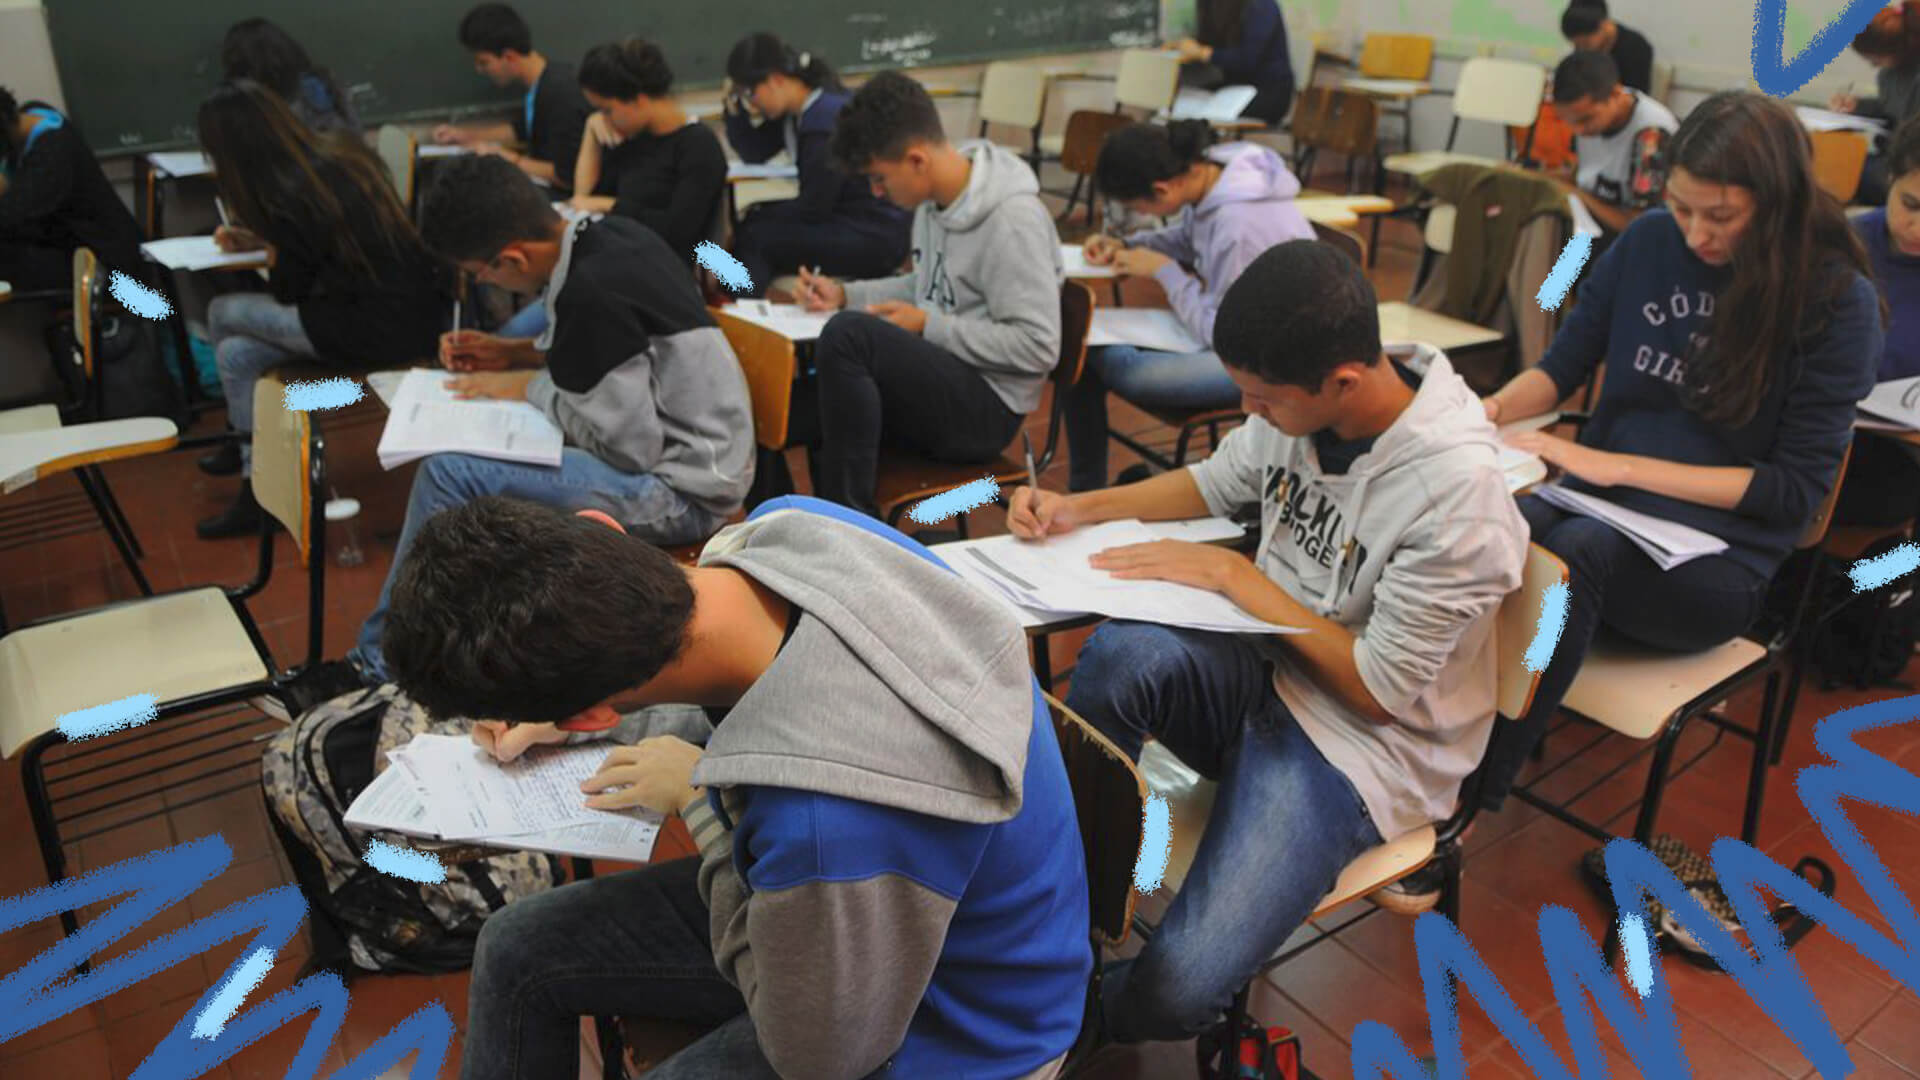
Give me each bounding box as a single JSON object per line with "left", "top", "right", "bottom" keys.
{"left": 155, "top": 262, "right": 214, "bottom": 410}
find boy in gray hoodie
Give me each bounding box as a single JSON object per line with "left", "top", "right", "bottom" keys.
{"left": 1010, "top": 240, "right": 1527, "bottom": 1046}
{"left": 793, "top": 70, "right": 1063, "bottom": 518}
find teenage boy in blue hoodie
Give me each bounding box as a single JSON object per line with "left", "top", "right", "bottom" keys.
{"left": 381, "top": 494, "right": 1091, "bottom": 1080}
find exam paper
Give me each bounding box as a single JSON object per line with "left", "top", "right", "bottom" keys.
{"left": 1859, "top": 376, "right": 1920, "bottom": 430}
{"left": 728, "top": 299, "right": 835, "bottom": 342}
{"left": 140, "top": 236, "right": 268, "bottom": 272}
{"left": 1794, "top": 106, "right": 1887, "bottom": 136}
{"left": 1170, "top": 85, "right": 1258, "bottom": 123}
{"left": 1535, "top": 484, "right": 1727, "bottom": 570}
{"left": 1060, "top": 244, "right": 1119, "bottom": 279}
{"left": 1087, "top": 308, "right": 1207, "bottom": 355}
{"left": 376, "top": 368, "right": 564, "bottom": 470}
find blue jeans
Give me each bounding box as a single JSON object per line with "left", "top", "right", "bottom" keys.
{"left": 462, "top": 856, "right": 782, "bottom": 1080}
{"left": 1065, "top": 622, "right": 1383, "bottom": 1043}
{"left": 497, "top": 299, "right": 548, "bottom": 339}
{"left": 208, "top": 292, "right": 316, "bottom": 442}
{"left": 351, "top": 449, "right": 724, "bottom": 682}
{"left": 1064, "top": 345, "right": 1241, "bottom": 492}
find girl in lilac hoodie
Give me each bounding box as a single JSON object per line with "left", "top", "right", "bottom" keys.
{"left": 1066, "top": 120, "right": 1315, "bottom": 490}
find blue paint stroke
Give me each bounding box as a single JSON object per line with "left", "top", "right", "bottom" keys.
{"left": 1523, "top": 581, "right": 1570, "bottom": 674}
{"left": 0, "top": 834, "right": 455, "bottom": 1077}
{"left": 1849, "top": 541, "right": 1919, "bottom": 594}
{"left": 1752, "top": 0, "right": 1886, "bottom": 98}
{"left": 907, "top": 476, "right": 1001, "bottom": 526}
{"left": 108, "top": 270, "right": 173, "bottom": 320}
{"left": 364, "top": 838, "right": 447, "bottom": 884}
{"left": 694, "top": 241, "right": 754, "bottom": 294}
{"left": 1619, "top": 914, "right": 1654, "bottom": 999}
{"left": 1350, "top": 694, "right": 1920, "bottom": 1080}
{"left": 282, "top": 377, "right": 366, "bottom": 414}
{"left": 56, "top": 692, "right": 157, "bottom": 741}
{"left": 1133, "top": 793, "right": 1172, "bottom": 894}
{"left": 192, "top": 947, "right": 274, "bottom": 1039}
{"left": 1535, "top": 234, "right": 1593, "bottom": 312}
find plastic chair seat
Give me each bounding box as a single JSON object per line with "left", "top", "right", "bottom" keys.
{"left": 0, "top": 587, "right": 270, "bottom": 757}
{"left": 1561, "top": 633, "right": 1768, "bottom": 741}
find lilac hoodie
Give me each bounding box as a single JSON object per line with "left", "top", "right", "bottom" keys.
{"left": 1128, "top": 142, "right": 1316, "bottom": 348}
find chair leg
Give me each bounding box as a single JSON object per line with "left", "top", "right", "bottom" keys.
{"left": 21, "top": 734, "right": 88, "bottom": 971}
{"left": 1172, "top": 422, "right": 1199, "bottom": 469}
{"left": 1741, "top": 670, "right": 1782, "bottom": 845}
{"left": 1631, "top": 715, "right": 1688, "bottom": 844}
{"left": 87, "top": 465, "right": 145, "bottom": 561}
{"left": 74, "top": 467, "right": 153, "bottom": 596}
{"left": 1033, "top": 632, "right": 1054, "bottom": 691}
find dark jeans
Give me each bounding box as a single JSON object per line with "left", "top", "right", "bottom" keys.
{"left": 0, "top": 243, "right": 73, "bottom": 292}
{"left": 1065, "top": 622, "right": 1382, "bottom": 1043}
{"left": 732, "top": 205, "right": 906, "bottom": 298}
{"left": 811, "top": 310, "right": 1025, "bottom": 518}
{"left": 461, "top": 857, "right": 781, "bottom": 1080}
{"left": 1478, "top": 496, "right": 1771, "bottom": 808}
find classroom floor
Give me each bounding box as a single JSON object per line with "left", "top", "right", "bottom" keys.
{"left": 2, "top": 171, "right": 1917, "bottom": 1079}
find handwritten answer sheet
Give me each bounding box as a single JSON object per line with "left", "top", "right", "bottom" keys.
{"left": 376, "top": 368, "right": 564, "bottom": 470}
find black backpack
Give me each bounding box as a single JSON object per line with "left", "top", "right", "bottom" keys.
{"left": 1809, "top": 535, "right": 1920, "bottom": 689}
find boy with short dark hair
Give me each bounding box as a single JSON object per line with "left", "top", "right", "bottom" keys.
{"left": 433, "top": 3, "right": 589, "bottom": 190}
{"left": 793, "top": 70, "right": 1062, "bottom": 518}
{"left": 384, "top": 493, "right": 1091, "bottom": 1079}
{"left": 346, "top": 154, "right": 754, "bottom": 684}
{"left": 1550, "top": 50, "right": 1677, "bottom": 237}
{"left": 1561, "top": 0, "right": 1655, "bottom": 95}
{"left": 1009, "top": 240, "right": 1527, "bottom": 1046}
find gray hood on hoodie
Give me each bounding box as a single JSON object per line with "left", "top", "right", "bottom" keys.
{"left": 687, "top": 509, "right": 1035, "bottom": 824}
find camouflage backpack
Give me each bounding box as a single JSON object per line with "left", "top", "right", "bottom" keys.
{"left": 260, "top": 683, "right": 566, "bottom": 974}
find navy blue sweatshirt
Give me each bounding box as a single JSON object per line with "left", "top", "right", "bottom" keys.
{"left": 1538, "top": 210, "right": 1881, "bottom": 578}
{"left": 724, "top": 88, "right": 910, "bottom": 239}
{"left": 1203, "top": 0, "right": 1293, "bottom": 100}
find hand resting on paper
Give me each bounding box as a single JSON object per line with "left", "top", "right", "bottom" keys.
{"left": 213, "top": 225, "right": 266, "bottom": 253}
{"left": 580, "top": 736, "right": 706, "bottom": 816}
{"left": 795, "top": 266, "right": 846, "bottom": 312}
{"left": 1007, "top": 486, "right": 1088, "bottom": 540}
{"left": 446, "top": 369, "right": 537, "bottom": 402}
{"left": 440, "top": 329, "right": 528, "bottom": 372}
{"left": 1088, "top": 538, "right": 1248, "bottom": 594}
{"left": 1082, "top": 234, "right": 1124, "bottom": 264}
{"left": 1504, "top": 429, "right": 1625, "bottom": 487}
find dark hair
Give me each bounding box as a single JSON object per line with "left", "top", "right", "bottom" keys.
{"left": 831, "top": 70, "right": 945, "bottom": 171}
{"left": 1560, "top": 2, "right": 1608, "bottom": 38}
{"left": 1667, "top": 91, "right": 1878, "bottom": 428}
{"left": 0, "top": 86, "right": 19, "bottom": 168}
{"left": 1853, "top": 0, "right": 1920, "bottom": 64}
{"left": 1095, "top": 120, "right": 1214, "bottom": 201}
{"left": 579, "top": 37, "right": 673, "bottom": 100}
{"left": 1552, "top": 50, "right": 1621, "bottom": 104}
{"left": 1214, "top": 239, "right": 1381, "bottom": 388}
{"left": 726, "top": 32, "right": 843, "bottom": 92}
{"left": 1888, "top": 112, "right": 1920, "bottom": 180}
{"left": 198, "top": 80, "right": 417, "bottom": 282}
{"left": 383, "top": 497, "right": 696, "bottom": 725}
{"left": 1196, "top": 0, "right": 1251, "bottom": 48}
{"left": 458, "top": 3, "right": 532, "bottom": 56}
{"left": 419, "top": 154, "right": 563, "bottom": 263}
{"left": 220, "top": 18, "right": 350, "bottom": 123}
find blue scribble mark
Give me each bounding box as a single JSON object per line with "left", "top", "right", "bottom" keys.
{"left": 364, "top": 838, "right": 447, "bottom": 884}
{"left": 1620, "top": 914, "right": 1654, "bottom": 999}
{"left": 694, "top": 241, "right": 754, "bottom": 294}
{"left": 56, "top": 692, "right": 157, "bottom": 741}
{"left": 907, "top": 476, "right": 1001, "bottom": 526}
{"left": 1535, "top": 234, "right": 1593, "bottom": 312}
{"left": 1849, "top": 541, "right": 1919, "bottom": 593}
{"left": 192, "top": 947, "right": 274, "bottom": 1039}
{"left": 1133, "top": 793, "right": 1172, "bottom": 894}
{"left": 108, "top": 270, "right": 173, "bottom": 320}
{"left": 1524, "top": 581, "right": 1570, "bottom": 674}
{"left": 282, "top": 377, "right": 366, "bottom": 414}
{"left": 1752, "top": 0, "right": 1886, "bottom": 97}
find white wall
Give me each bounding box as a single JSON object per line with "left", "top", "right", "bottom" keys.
{"left": 0, "top": 0, "right": 67, "bottom": 111}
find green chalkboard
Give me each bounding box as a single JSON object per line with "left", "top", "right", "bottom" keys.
{"left": 46, "top": 0, "right": 1162, "bottom": 154}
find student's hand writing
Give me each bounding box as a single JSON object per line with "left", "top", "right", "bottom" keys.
{"left": 472, "top": 721, "right": 567, "bottom": 763}
{"left": 584, "top": 112, "right": 623, "bottom": 149}
{"left": 1109, "top": 248, "right": 1173, "bottom": 278}
{"left": 1083, "top": 234, "right": 1124, "bottom": 264}
{"left": 432, "top": 124, "right": 468, "bottom": 146}
{"left": 1505, "top": 430, "right": 1626, "bottom": 487}
{"left": 213, "top": 225, "right": 265, "bottom": 253}
{"left": 1089, "top": 539, "right": 1248, "bottom": 593}
{"left": 795, "top": 267, "right": 846, "bottom": 311}
{"left": 1829, "top": 93, "right": 1858, "bottom": 114}
{"left": 447, "top": 370, "right": 537, "bottom": 402}
{"left": 440, "top": 329, "right": 517, "bottom": 372}
{"left": 1170, "top": 38, "right": 1210, "bottom": 63}
{"left": 580, "top": 737, "right": 705, "bottom": 816}
{"left": 1008, "top": 486, "right": 1084, "bottom": 541}
{"left": 867, "top": 301, "right": 928, "bottom": 334}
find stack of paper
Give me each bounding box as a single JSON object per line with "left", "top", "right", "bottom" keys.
{"left": 148, "top": 150, "right": 213, "bottom": 178}
{"left": 376, "top": 368, "right": 564, "bottom": 470}
{"left": 1088, "top": 308, "right": 1206, "bottom": 354}
{"left": 956, "top": 519, "right": 1303, "bottom": 634}
{"left": 345, "top": 733, "right": 662, "bottom": 862}
{"left": 1534, "top": 484, "right": 1727, "bottom": 569}
{"left": 727, "top": 161, "right": 801, "bottom": 180}
{"left": 1169, "top": 85, "right": 1258, "bottom": 123}
{"left": 1858, "top": 375, "right": 1920, "bottom": 430}
{"left": 417, "top": 143, "right": 469, "bottom": 159}
{"left": 728, "top": 299, "right": 835, "bottom": 342}
{"left": 140, "top": 236, "right": 269, "bottom": 272}
{"left": 1794, "top": 106, "right": 1887, "bottom": 136}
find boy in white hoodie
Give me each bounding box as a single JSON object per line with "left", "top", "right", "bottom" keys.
{"left": 1010, "top": 240, "right": 1528, "bottom": 1046}
{"left": 794, "top": 70, "right": 1063, "bottom": 518}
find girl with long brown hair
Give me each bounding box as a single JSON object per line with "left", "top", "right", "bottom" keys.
{"left": 1476, "top": 91, "right": 1882, "bottom": 806}
{"left": 195, "top": 79, "right": 449, "bottom": 538}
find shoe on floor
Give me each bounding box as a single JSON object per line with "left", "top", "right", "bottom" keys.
{"left": 197, "top": 483, "right": 267, "bottom": 540}
{"left": 1374, "top": 861, "right": 1444, "bottom": 916}
{"left": 197, "top": 440, "right": 243, "bottom": 477}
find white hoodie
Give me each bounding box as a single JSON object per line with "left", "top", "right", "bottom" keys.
{"left": 1188, "top": 345, "right": 1528, "bottom": 838}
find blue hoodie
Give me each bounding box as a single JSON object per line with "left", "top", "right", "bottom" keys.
{"left": 681, "top": 496, "right": 1089, "bottom": 1079}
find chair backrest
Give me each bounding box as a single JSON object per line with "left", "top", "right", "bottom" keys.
{"left": 1060, "top": 110, "right": 1134, "bottom": 177}
{"left": 1809, "top": 130, "right": 1871, "bottom": 204}
{"left": 1495, "top": 544, "right": 1571, "bottom": 721}
{"left": 1452, "top": 57, "right": 1546, "bottom": 128}
{"left": 71, "top": 247, "right": 99, "bottom": 384}
{"left": 1115, "top": 49, "right": 1181, "bottom": 113}
{"left": 1798, "top": 441, "right": 1853, "bottom": 550}
{"left": 376, "top": 125, "right": 417, "bottom": 214}
{"left": 1424, "top": 203, "right": 1457, "bottom": 254}
{"left": 712, "top": 309, "right": 798, "bottom": 451}
{"left": 1290, "top": 87, "right": 1379, "bottom": 157}
{"left": 1358, "top": 33, "right": 1434, "bottom": 80}
{"left": 1311, "top": 220, "right": 1367, "bottom": 266}
{"left": 978, "top": 61, "right": 1048, "bottom": 131}
{"left": 252, "top": 374, "right": 319, "bottom": 563}
{"left": 1043, "top": 692, "right": 1145, "bottom": 947}
{"left": 1054, "top": 279, "right": 1095, "bottom": 391}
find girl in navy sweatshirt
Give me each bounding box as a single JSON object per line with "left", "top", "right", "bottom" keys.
{"left": 1843, "top": 113, "right": 1920, "bottom": 527}
{"left": 1479, "top": 91, "right": 1882, "bottom": 802}
{"left": 721, "top": 33, "right": 910, "bottom": 296}
{"left": 1169, "top": 0, "right": 1296, "bottom": 126}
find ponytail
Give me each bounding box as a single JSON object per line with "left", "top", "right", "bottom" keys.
{"left": 728, "top": 31, "right": 842, "bottom": 93}
{"left": 1095, "top": 120, "right": 1217, "bottom": 201}
{"left": 579, "top": 36, "right": 673, "bottom": 100}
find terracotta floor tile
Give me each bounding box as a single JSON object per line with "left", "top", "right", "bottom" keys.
{"left": 1857, "top": 996, "right": 1920, "bottom": 1072}
{"left": 102, "top": 992, "right": 232, "bottom": 1078}
{"left": 0, "top": 1027, "right": 114, "bottom": 1079}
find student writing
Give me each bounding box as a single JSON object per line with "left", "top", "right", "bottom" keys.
{"left": 1830, "top": 0, "right": 1920, "bottom": 206}
{"left": 1560, "top": 0, "right": 1655, "bottom": 95}
{"left": 722, "top": 33, "right": 911, "bottom": 294}
{"left": 381, "top": 494, "right": 1090, "bottom": 1079}
{"left": 1065, "top": 119, "right": 1314, "bottom": 492}
{"left": 796, "top": 71, "right": 1062, "bottom": 518}
{"left": 1546, "top": 50, "right": 1676, "bottom": 239}
{"left": 434, "top": 3, "right": 589, "bottom": 191}
{"left": 1839, "top": 113, "right": 1920, "bottom": 527}
{"left": 1168, "top": 0, "right": 1297, "bottom": 126}
{"left": 0, "top": 86, "right": 144, "bottom": 291}
{"left": 220, "top": 18, "right": 360, "bottom": 135}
